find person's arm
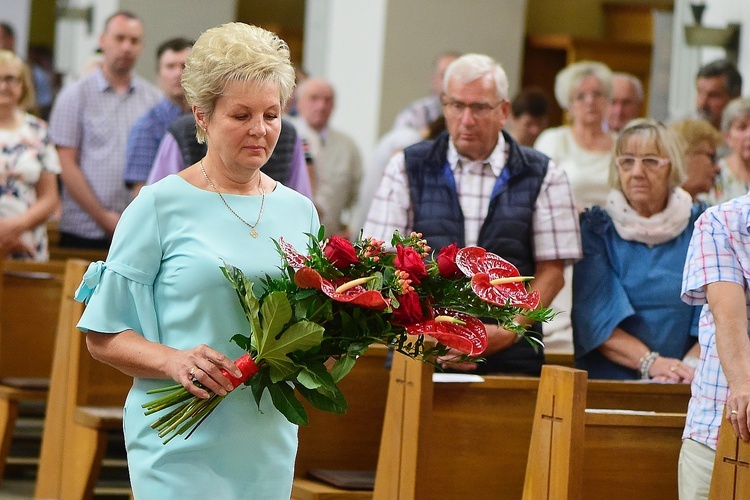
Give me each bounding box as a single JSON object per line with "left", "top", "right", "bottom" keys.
{"left": 57, "top": 146, "right": 120, "bottom": 236}
{"left": 362, "top": 151, "right": 412, "bottom": 242}
{"left": 708, "top": 280, "right": 750, "bottom": 441}
{"left": 86, "top": 329, "right": 243, "bottom": 400}
{"left": 146, "top": 133, "right": 185, "bottom": 185}
{"left": 598, "top": 328, "right": 692, "bottom": 382}
{"left": 285, "top": 135, "right": 313, "bottom": 198}
{"left": 0, "top": 171, "right": 60, "bottom": 256}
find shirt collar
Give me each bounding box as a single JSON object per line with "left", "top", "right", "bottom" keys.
{"left": 93, "top": 67, "right": 136, "bottom": 93}
{"left": 447, "top": 133, "right": 506, "bottom": 176}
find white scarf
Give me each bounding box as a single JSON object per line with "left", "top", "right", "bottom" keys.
{"left": 606, "top": 187, "right": 693, "bottom": 247}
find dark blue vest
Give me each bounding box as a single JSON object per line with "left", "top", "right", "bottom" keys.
{"left": 404, "top": 131, "right": 550, "bottom": 375}
{"left": 168, "top": 115, "right": 296, "bottom": 185}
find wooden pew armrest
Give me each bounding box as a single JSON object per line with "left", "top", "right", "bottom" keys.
{"left": 74, "top": 406, "right": 123, "bottom": 430}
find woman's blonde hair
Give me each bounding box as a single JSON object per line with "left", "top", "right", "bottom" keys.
{"left": 0, "top": 50, "right": 35, "bottom": 112}
{"left": 609, "top": 118, "right": 687, "bottom": 191}
{"left": 668, "top": 119, "right": 723, "bottom": 153}
{"left": 181, "top": 23, "right": 295, "bottom": 143}
{"left": 554, "top": 60, "right": 612, "bottom": 110}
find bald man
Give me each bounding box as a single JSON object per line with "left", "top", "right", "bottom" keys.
{"left": 290, "top": 77, "right": 362, "bottom": 238}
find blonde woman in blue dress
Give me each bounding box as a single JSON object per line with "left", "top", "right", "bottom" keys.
{"left": 74, "top": 23, "right": 319, "bottom": 499}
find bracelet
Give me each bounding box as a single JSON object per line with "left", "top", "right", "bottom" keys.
{"left": 639, "top": 350, "right": 659, "bottom": 380}
{"left": 682, "top": 355, "right": 700, "bottom": 369}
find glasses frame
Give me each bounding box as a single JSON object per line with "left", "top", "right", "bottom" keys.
{"left": 0, "top": 75, "right": 21, "bottom": 87}
{"left": 441, "top": 95, "right": 504, "bottom": 118}
{"left": 614, "top": 155, "right": 671, "bottom": 171}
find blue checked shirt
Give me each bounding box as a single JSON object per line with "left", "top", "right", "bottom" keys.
{"left": 49, "top": 68, "right": 161, "bottom": 239}
{"left": 681, "top": 193, "right": 750, "bottom": 450}
{"left": 124, "top": 98, "right": 184, "bottom": 186}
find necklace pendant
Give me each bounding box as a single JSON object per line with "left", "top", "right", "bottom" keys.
{"left": 251, "top": 228, "right": 258, "bottom": 238}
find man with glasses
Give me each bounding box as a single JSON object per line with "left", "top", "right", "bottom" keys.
{"left": 364, "top": 53, "right": 581, "bottom": 375}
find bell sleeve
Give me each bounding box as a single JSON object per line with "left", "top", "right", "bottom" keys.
{"left": 75, "top": 188, "right": 162, "bottom": 340}
{"left": 572, "top": 209, "right": 635, "bottom": 357}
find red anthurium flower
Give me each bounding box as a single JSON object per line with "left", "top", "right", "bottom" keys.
{"left": 294, "top": 267, "right": 390, "bottom": 310}
{"left": 391, "top": 290, "right": 425, "bottom": 325}
{"left": 323, "top": 235, "right": 359, "bottom": 269}
{"left": 436, "top": 243, "right": 462, "bottom": 278}
{"left": 406, "top": 307, "right": 487, "bottom": 356}
{"left": 394, "top": 244, "right": 428, "bottom": 285}
{"left": 454, "top": 247, "right": 539, "bottom": 310}
{"left": 471, "top": 272, "right": 540, "bottom": 310}
{"left": 278, "top": 237, "right": 308, "bottom": 270}
{"left": 455, "top": 246, "right": 519, "bottom": 277}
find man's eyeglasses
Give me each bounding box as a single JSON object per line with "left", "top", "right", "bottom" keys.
{"left": 0, "top": 75, "right": 21, "bottom": 86}
{"left": 614, "top": 155, "right": 671, "bottom": 171}
{"left": 442, "top": 96, "right": 503, "bottom": 118}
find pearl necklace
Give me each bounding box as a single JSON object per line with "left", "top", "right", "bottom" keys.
{"left": 200, "top": 160, "right": 265, "bottom": 238}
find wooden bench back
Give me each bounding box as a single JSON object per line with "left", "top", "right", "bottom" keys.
{"left": 523, "top": 365, "right": 686, "bottom": 500}
{"left": 372, "top": 356, "right": 691, "bottom": 500}
{"left": 35, "top": 258, "right": 132, "bottom": 499}
{"left": 0, "top": 259, "right": 67, "bottom": 380}
{"left": 709, "top": 408, "right": 750, "bottom": 499}
{"left": 296, "top": 344, "right": 390, "bottom": 476}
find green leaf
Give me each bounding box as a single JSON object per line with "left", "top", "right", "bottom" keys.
{"left": 296, "top": 362, "right": 337, "bottom": 397}
{"left": 330, "top": 355, "right": 357, "bottom": 383}
{"left": 296, "top": 384, "right": 348, "bottom": 414}
{"left": 268, "top": 381, "right": 308, "bottom": 425}
{"left": 263, "top": 321, "right": 325, "bottom": 382}
{"left": 221, "top": 263, "right": 261, "bottom": 351}
{"left": 257, "top": 292, "right": 293, "bottom": 354}
{"left": 248, "top": 367, "right": 271, "bottom": 410}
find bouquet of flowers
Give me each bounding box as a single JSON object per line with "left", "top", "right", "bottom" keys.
{"left": 143, "top": 229, "right": 551, "bottom": 443}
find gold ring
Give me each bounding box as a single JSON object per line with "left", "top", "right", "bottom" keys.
{"left": 731, "top": 410, "right": 739, "bottom": 415}
{"left": 189, "top": 366, "right": 197, "bottom": 378}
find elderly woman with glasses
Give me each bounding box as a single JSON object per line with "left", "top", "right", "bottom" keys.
{"left": 706, "top": 97, "right": 750, "bottom": 204}
{"left": 572, "top": 118, "right": 704, "bottom": 381}
{"left": 534, "top": 60, "right": 615, "bottom": 211}
{"left": 0, "top": 49, "right": 60, "bottom": 260}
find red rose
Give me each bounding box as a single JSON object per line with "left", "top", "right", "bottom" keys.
{"left": 436, "top": 243, "right": 461, "bottom": 278}
{"left": 323, "top": 236, "right": 359, "bottom": 269}
{"left": 394, "top": 244, "right": 428, "bottom": 284}
{"left": 392, "top": 291, "right": 424, "bottom": 325}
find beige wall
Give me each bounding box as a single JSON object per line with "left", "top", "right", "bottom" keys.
{"left": 121, "top": 0, "right": 237, "bottom": 84}
{"left": 526, "top": 0, "right": 672, "bottom": 37}
{"left": 379, "top": 0, "right": 528, "bottom": 134}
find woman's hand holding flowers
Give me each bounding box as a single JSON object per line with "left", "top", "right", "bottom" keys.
{"left": 167, "top": 344, "right": 242, "bottom": 399}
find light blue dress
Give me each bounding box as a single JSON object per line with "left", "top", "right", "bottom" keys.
{"left": 571, "top": 205, "right": 702, "bottom": 380}
{"left": 76, "top": 175, "right": 319, "bottom": 499}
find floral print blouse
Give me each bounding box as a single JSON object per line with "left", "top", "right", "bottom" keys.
{"left": 0, "top": 112, "right": 61, "bottom": 261}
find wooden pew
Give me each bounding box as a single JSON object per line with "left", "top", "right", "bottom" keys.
{"left": 372, "top": 355, "right": 690, "bottom": 500}
{"left": 45, "top": 220, "right": 109, "bottom": 263}
{"left": 34, "top": 259, "right": 133, "bottom": 500}
{"left": 523, "top": 365, "right": 686, "bottom": 500}
{"left": 0, "top": 258, "right": 66, "bottom": 483}
{"left": 709, "top": 407, "right": 750, "bottom": 499}
{"left": 292, "top": 344, "right": 391, "bottom": 500}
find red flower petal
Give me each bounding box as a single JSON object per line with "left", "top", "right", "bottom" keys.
{"left": 294, "top": 267, "right": 390, "bottom": 310}
{"left": 455, "top": 246, "right": 520, "bottom": 278}
{"left": 279, "top": 237, "right": 308, "bottom": 270}
{"left": 406, "top": 308, "right": 488, "bottom": 356}
{"left": 471, "top": 273, "right": 540, "bottom": 310}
